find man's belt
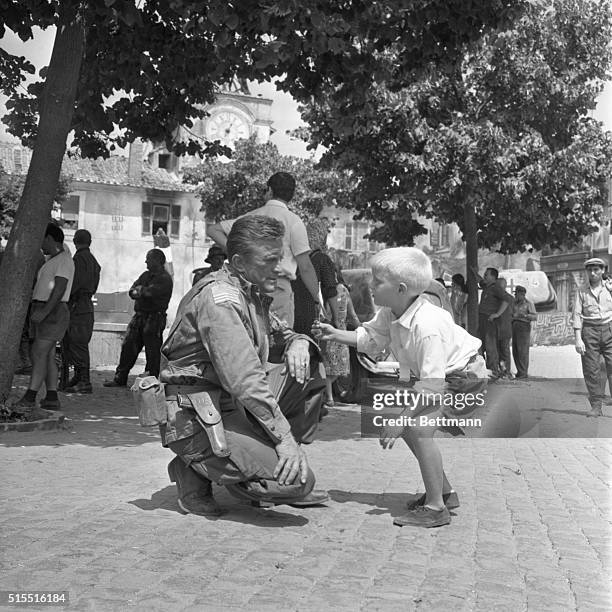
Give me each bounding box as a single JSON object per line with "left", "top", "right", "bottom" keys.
{"left": 582, "top": 320, "right": 612, "bottom": 328}
{"left": 165, "top": 384, "right": 230, "bottom": 457}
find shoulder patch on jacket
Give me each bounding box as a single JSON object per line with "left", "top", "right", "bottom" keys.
{"left": 211, "top": 283, "right": 241, "bottom": 306}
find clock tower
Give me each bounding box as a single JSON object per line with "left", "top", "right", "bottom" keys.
{"left": 197, "top": 80, "right": 273, "bottom": 149}
{"left": 205, "top": 107, "right": 251, "bottom": 147}
{"left": 146, "top": 81, "right": 273, "bottom": 172}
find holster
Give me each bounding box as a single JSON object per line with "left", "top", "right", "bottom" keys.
{"left": 178, "top": 390, "right": 230, "bottom": 458}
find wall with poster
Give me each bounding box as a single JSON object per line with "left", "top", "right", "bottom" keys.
{"left": 531, "top": 312, "right": 574, "bottom": 346}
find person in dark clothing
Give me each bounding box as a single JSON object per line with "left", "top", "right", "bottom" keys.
{"left": 472, "top": 266, "right": 511, "bottom": 378}
{"left": 192, "top": 245, "right": 226, "bottom": 286}
{"left": 63, "top": 229, "right": 101, "bottom": 394}
{"left": 496, "top": 277, "right": 514, "bottom": 378}
{"left": 512, "top": 285, "right": 537, "bottom": 379}
{"left": 104, "top": 249, "right": 173, "bottom": 387}
{"left": 292, "top": 219, "right": 338, "bottom": 337}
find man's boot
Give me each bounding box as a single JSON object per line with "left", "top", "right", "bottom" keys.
{"left": 65, "top": 368, "right": 93, "bottom": 394}
{"left": 167, "top": 456, "right": 222, "bottom": 517}
{"left": 587, "top": 404, "right": 603, "bottom": 417}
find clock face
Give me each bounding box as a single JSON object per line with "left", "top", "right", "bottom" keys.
{"left": 205, "top": 110, "right": 250, "bottom": 147}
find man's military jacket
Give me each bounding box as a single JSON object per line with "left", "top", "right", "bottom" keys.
{"left": 159, "top": 265, "right": 314, "bottom": 447}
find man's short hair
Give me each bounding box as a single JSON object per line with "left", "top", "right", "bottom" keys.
{"left": 73, "top": 229, "right": 92, "bottom": 246}
{"left": 147, "top": 248, "right": 166, "bottom": 265}
{"left": 485, "top": 267, "right": 499, "bottom": 279}
{"left": 370, "top": 247, "right": 432, "bottom": 295}
{"left": 267, "top": 172, "right": 296, "bottom": 202}
{"left": 227, "top": 215, "right": 285, "bottom": 260}
{"left": 45, "top": 222, "right": 64, "bottom": 244}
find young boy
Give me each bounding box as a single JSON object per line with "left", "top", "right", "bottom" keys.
{"left": 313, "top": 247, "right": 487, "bottom": 527}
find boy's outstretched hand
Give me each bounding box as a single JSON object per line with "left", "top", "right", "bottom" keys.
{"left": 379, "top": 422, "right": 406, "bottom": 449}
{"left": 311, "top": 321, "right": 335, "bottom": 342}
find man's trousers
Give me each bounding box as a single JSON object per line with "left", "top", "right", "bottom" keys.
{"left": 580, "top": 323, "right": 612, "bottom": 410}
{"left": 113, "top": 312, "right": 166, "bottom": 384}
{"left": 63, "top": 312, "right": 94, "bottom": 380}
{"left": 167, "top": 362, "right": 326, "bottom": 503}
{"left": 511, "top": 321, "right": 532, "bottom": 378}
{"left": 478, "top": 313, "right": 500, "bottom": 376}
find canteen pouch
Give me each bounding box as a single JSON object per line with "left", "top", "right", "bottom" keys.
{"left": 130, "top": 375, "right": 167, "bottom": 427}
{"left": 178, "top": 390, "right": 230, "bottom": 458}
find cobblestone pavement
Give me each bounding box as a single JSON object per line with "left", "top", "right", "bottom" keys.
{"left": 1, "top": 347, "right": 611, "bottom": 611}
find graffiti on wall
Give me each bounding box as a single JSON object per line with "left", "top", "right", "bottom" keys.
{"left": 531, "top": 312, "right": 574, "bottom": 346}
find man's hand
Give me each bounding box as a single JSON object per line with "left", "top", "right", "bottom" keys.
{"left": 283, "top": 338, "right": 311, "bottom": 384}
{"left": 129, "top": 285, "right": 142, "bottom": 299}
{"left": 575, "top": 338, "right": 586, "bottom": 355}
{"left": 30, "top": 308, "right": 46, "bottom": 324}
{"left": 274, "top": 434, "right": 308, "bottom": 485}
{"left": 487, "top": 313, "right": 498, "bottom": 322}
{"left": 311, "top": 321, "right": 336, "bottom": 342}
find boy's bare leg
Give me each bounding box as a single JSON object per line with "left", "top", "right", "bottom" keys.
{"left": 402, "top": 432, "right": 454, "bottom": 495}
{"left": 402, "top": 427, "right": 444, "bottom": 510}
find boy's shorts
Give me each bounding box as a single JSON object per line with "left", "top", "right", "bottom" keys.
{"left": 30, "top": 301, "right": 70, "bottom": 342}
{"left": 363, "top": 353, "right": 490, "bottom": 438}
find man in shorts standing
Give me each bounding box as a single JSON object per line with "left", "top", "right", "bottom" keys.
{"left": 14, "top": 223, "right": 75, "bottom": 413}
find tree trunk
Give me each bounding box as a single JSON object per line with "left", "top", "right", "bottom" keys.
{"left": 0, "top": 10, "right": 85, "bottom": 404}
{"left": 464, "top": 201, "right": 480, "bottom": 336}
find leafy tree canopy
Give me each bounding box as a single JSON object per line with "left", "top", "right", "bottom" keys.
{"left": 0, "top": 165, "right": 70, "bottom": 236}
{"left": 182, "top": 135, "right": 355, "bottom": 222}
{"left": 1, "top": 0, "right": 524, "bottom": 159}
{"left": 297, "top": 0, "right": 612, "bottom": 254}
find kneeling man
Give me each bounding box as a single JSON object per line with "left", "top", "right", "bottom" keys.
{"left": 160, "top": 215, "right": 328, "bottom": 516}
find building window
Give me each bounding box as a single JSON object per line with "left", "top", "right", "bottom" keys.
{"left": 158, "top": 154, "right": 170, "bottom": 169}
{"left": 13, "top": 149, "right": 22, "bottom": 174}
{"left": 344, "top": 221, "right": 382, "bottom": 252}
{"left": 430, "top": 222, "right": 450, "bottom": 249}
{"left": 51, "top": 195, "right": 79, "bottom": 229}
{"left": 61, "top": 195, "right": 80, "bottom": 229}
{"left": 142, "top": 202, "right": 180, "bottom": 238}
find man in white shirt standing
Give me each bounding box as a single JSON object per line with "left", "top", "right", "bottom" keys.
{"left": 206, "top": 172, "right": 321, "bottom": 328}
{"left": 14, "top": 223, "right": 75, "bottom": 414}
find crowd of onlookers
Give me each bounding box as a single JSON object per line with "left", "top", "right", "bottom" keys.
{"left": 8, "top": 213, "right": 541, "bottom": 418}
{"left": 440, "top": 268, "right": 537, "bottom": 380}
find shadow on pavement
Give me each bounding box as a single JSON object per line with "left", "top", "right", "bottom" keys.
{"left": 1, "top": 370, "right": 162, "bottom": 448}
{"left": 129, "top": 485, "right": 310, "bottom": 527}
{"left": 312, "top": 405, "right": 363, "bottom": 441}
{"left": 326, "top": 489, "right": 439, "bottom": 520}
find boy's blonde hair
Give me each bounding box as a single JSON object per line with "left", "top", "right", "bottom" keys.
{"left": 370, "top": 247, "right": 433, "bottom": 295}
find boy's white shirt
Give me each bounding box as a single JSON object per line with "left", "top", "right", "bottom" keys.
{"left": 356, "top": 295, "right": 482, "bottom": 394}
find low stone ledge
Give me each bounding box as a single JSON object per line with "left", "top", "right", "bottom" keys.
{"left": 0, "top": 409, "right": 69, "bottom": 433}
